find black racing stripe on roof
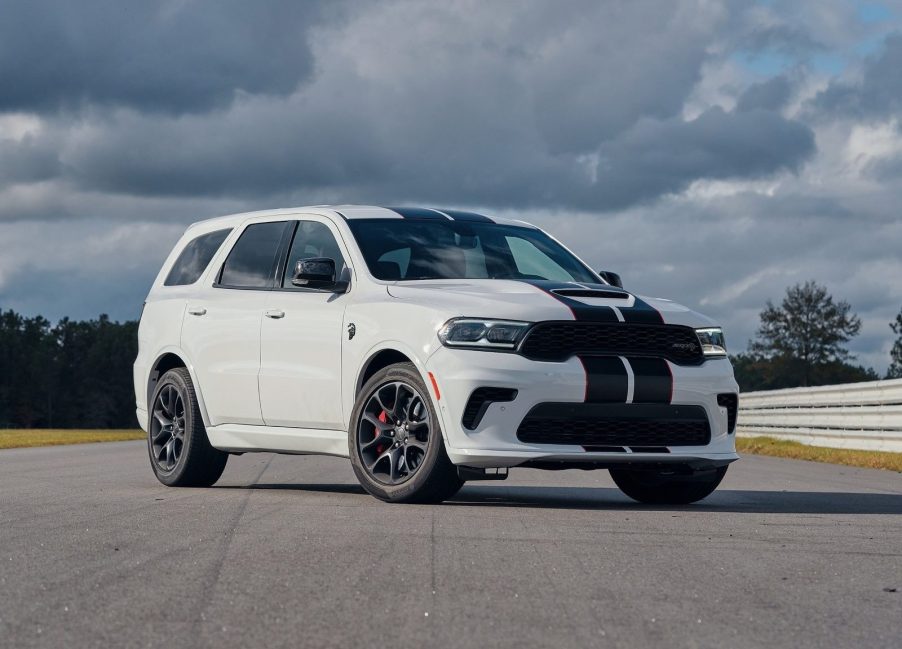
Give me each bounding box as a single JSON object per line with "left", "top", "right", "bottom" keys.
{"left": 385, "top": 206, "right": 448, "bottom": 220}
{"left": 440, "top": 209, "right": 494, "bottom": 223}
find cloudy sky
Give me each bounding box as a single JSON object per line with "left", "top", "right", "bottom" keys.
{"left": 1, "top": 0, "right": 901, "bottom": 371}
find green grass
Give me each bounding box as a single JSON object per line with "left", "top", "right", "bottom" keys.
{"left": 737, "top": 436, "right": 902, "bottom": 472}
{"left": 0, "top": 429, "right": 144, "bottom": 450}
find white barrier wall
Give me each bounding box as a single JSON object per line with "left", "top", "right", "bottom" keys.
{"left": 736, "top": 378, "right": 902, "bottom": 452}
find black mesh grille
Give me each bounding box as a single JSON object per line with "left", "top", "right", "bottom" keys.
{"left": 519, "top": 322, "right": 704, "bottom": 364}
{"left": 461, "top": 387, "right": 518, "bottom": 430}
{"left": 717, "top": 393, "right": 738, "bottom": 434}
{"left": 516, "top": 403, "right": 711, "bottom": 447}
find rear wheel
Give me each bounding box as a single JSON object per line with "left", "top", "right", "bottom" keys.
{"left": 147, "top": 368, "right": 228, "bottom": 487}
{"left": 349, "top": 363, "right": 463, "bottom": 503}
{"left": 610, "top": 465, "right": 727, "bottom": 505}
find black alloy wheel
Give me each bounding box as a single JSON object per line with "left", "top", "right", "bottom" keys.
{"left": 349, "top": 363, "right": 463, "bottom": 503}
{"left": 357, "top": 381, "right": 431, "bottom": 485}
{"left": 146, "top": 368, "right": 228, "bottom": 487}
{"left": 150, "top": 384, "right": 186, "bottom": 471}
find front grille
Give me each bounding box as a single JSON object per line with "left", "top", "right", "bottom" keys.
{"left": 519, "top": 321, "right": 704, "bottom": 364}
{"left": 517, "top": 403, "right": 711, "bottom": 447}
{"left": 717, "top": 393, "right": 738, "bottom": 434}
{"left": 462, "top": 387, "right": 518, "bottom": 430}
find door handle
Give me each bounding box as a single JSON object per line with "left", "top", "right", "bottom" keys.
{"left": 264, "top": 309, "right": 285, "bottom": 319}
{"left": 187, "top": 307, "right": 207, "bottom": 316}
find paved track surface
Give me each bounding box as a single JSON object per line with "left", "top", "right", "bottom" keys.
{"left": 1, "top": 441, "right": 900, "bottom": 649}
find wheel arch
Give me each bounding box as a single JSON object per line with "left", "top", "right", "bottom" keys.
{"left": 147, "top": 348, "right": 213, "bottom": 427}
{"left": 356, "top": 348, "right": 416, "bottom": 395}
{"left": 351, "top": 342, "right": 450, "bottom": 446}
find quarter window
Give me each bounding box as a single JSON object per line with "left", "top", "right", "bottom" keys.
{"left": 164, "top": 228, "right": 232, "bottom": 286}
{"left": 219, "top": 222, "right": 290, "bottom": 288}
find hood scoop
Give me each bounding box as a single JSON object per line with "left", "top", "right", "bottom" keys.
{"left": 552, "top": 288, "right": 629, "bottom": 299}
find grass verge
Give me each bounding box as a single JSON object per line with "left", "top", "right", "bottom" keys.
{"left": 0, "top": 429, "right": 144, "bottom": 450}
{"left": 737, "top": 436, "right": 902, "bottom": 472}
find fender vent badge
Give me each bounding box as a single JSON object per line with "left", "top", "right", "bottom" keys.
{"left": 347, "top": 323, "right": 356, "bottom": 340}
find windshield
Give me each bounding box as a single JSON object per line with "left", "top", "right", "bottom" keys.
{"left": 347, "top": 219, "right": 598, "bottom": 283}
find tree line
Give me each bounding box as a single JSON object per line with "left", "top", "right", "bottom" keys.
{"left": 1, "top": 281, "right": 901, "bottom": 428}
{"left": 0, "top": 311, "right": 137, "bottom": 428}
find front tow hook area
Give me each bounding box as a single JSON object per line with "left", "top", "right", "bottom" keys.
{"left": 458, "top": 466, "right": 509, "bottom": 481}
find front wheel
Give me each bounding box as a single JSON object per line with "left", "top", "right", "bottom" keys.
{"left": 348, "top": 363, "right": 463, "bottom": 503}
{"left": 610, "top": 465, "right": 727, "bottom": 505}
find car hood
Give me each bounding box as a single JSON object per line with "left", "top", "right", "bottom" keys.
{"left": 385, "top": 279, "right": 718, "bottom": 328}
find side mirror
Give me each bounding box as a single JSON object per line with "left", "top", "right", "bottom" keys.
{"left": 292, "top": 258, "right": 345, "bottom": 291}
{"left": 597, "top": 270, "right": 623, "bottom": 288}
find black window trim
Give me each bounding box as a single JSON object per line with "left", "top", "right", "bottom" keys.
{"left": 211, "top": 218, "right": 354, "bottom": 294}
{"left": 213, "top": 220, "right": 294, "bottom": 291}
{"left": 272, "top": 219, "right": 354, "bottom": 294}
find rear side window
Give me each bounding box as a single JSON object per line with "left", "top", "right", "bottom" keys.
{"left": 218, "top": 221, "right": 290, "bottom": 288}
{"left": 164, "top": 228, "right": 232, "bottom": 286}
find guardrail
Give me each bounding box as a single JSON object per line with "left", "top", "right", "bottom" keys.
{"left": 736, "top": 378, "right": 902, "bottom": 452}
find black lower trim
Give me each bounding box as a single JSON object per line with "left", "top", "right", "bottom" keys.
{"left": 516, "top": 402, "right": 711, "bottom": 447}
{"left": 519, "top": 458, "right": 735, "bottom": 471}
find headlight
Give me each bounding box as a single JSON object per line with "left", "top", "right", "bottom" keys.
{"left": 438, "top": 318, "right": 531, "bottom": 349}
{"left": 695, "top": 327, "right": 727, "bottom": 356}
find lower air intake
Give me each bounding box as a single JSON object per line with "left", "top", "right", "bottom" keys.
{"left": 517, "top": 403, "right": 711, "bottom": 447}
{"left": 461, "top": 387, "right": 518, "bottom": 430}
{"left": 717, "top": 393, "right": 738, "bottom": 434}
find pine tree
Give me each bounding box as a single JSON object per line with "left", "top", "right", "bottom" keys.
{"left": 750, "top": 281, "right": 862, "bottom": 387}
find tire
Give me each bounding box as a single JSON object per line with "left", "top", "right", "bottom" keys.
{"left": 610, "top": 465, "right": 728, "bottom": 505}
{"left": 147, "top": 368, "right": 228, "bottom": 487}
{"left": 348, "top": 363, "right": 463, "bottom": 503}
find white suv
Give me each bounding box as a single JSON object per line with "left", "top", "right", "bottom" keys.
{"left": 135, "top": 205, "right": 739, "bottom": 504}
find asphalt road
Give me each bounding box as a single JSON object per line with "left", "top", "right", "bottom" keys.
{"left": 1, "top": 442, "right": 900, "bottom": 649}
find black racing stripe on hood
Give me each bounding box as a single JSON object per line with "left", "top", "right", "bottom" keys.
{"left": 620, "top": 296, "right": 665, "bottom": 325}
{"left": 628, "top": 357, "right": 672, "bottom": 403}
{"left": 580, "top": 356, "right": 628, "bottom": 403}
{"left": 439, "top": 209, "right": 494, "bottom": 222}
{"left": 516, "top": 279, "right": 624, "bottom": 323}
{"left": 385, "top": 206, "right": 448, "bottom": 220}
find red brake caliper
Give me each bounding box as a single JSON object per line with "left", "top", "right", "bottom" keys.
{"left": 375, "top": 410, "right": 388, "bottom": 453}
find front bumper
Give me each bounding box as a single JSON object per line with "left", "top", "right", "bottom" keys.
{"left": 425, "top": 348, "right": 740, "bottom": 468}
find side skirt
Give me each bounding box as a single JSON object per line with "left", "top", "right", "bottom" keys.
{"left": 206, "top": 424, "right": 349, "bottom": 457}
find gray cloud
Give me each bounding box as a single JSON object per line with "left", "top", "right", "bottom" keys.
{"left": 811, "top": 32, "right": 902, "bottom": 118}
{"left": 0, "top": 0, "right": 899, "bottom": 372}
{"left": 0, "top": 0, "right": 331, "bottom": 114}
{"left": 37, "top": 100, "right": 813, "bottom": 213}
{"left": 581, "top": 107, "right": 814, "bottom": 209}
{"left": 736, "top": 76, "right": 793, "bottom": 112}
